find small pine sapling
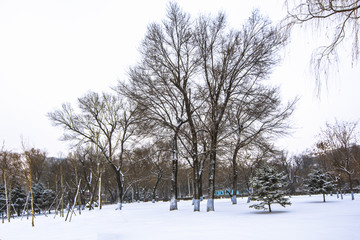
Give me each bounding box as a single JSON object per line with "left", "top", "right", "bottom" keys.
{"left": 249, "top": 164, "right": 291, "bottom": 212}
{"left": 307, "top": 169, "right": 335, "bottom": 202}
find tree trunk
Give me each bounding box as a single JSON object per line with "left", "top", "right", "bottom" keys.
{"left": 98, "top": 172, "right": 102, "bottom": 209}
{"left": 207, "top": 144, "right": 217, "bottom": 212}
{"left": 3, "top": 172, "right": 10, "bottom": 223}
{"left": 231, "top": 144, "right": 240, "bottom": 205}
{"left": 29, "top": 170, "right": 35, "bottom": 226}
{"left": 207, "top": 151, "right": 216, "bottom": 212}
{"left": 348, "top": 172, "right": 353, "bottom": 192}
{"left": 152, "top": 174, "right": 162, "bottom": 203}
{"left": 323, "top": 193, "right": 326, "bottom": 202}
{"left": 199, "top": 171, "right": 203, "bottom": 201}
{"left": 89, "top": 176, "right": 99, "bottom": 209}
{"left": 268, "top": 202, "right": 272, "bottom": 213}
{"left": 193, "top": 159, "right": 201, "bottom": 211}
{"left": 74, "top": 166, "right": 81, "bottom": 215}
{"left": 55, "top": 175, "right": 58, "bottom": 216}
{"left": 111, "top": 165, "right": 124, "bottom": 210}
{"left": 207, "top": 129, "right": 218, "bottom": 212}
{"left": 170, "top": 131, "right": 179, "bottom": 211}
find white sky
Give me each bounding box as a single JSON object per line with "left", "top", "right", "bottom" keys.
{"left": 0, "top": 0, "right": 359, "bottom": 157}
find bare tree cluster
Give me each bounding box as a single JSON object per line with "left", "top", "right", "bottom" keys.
{"left": 119, "top": 3, "right": 296, "bottom": 212}
{"left": 20, "top": 2, "right": 298, "bottom": 215}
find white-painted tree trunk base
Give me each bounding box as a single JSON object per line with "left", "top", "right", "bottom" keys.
{"left": 170, "top": 198, "right": 177, "bottom": 211}
{"left": 351, "top": 191, "right": 354, "bottom": 200}
{"left": 231, "top": 195, "right": 237, "bottom": 204}
{"left": 116, "top": 202, "right": 122, "bottom": 210}
{"left": 207, "top": 198, "right": 214, "bottom": 212}
{"left": 193, "top": 199, "right": 200, "bottom": 212}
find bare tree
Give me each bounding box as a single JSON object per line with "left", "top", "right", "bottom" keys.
{"left": 194, "top": 10, "right": 287, "bottom": 211}
{"left": 285, "top": 0, "right": 360, "bottom": 92}
{"left": 68, "top": 147, "right": 103, "bottom": 211}
{"left": 120, "top": 2, "right": 203, "bottom": 211}
{"left": 224, "top": 85, "right": 296, "bottom": 204}
{"left": 146, "top": 141, "right": 170, "bottom": 203}
{"left": 316, "top": 120, "right": 359, "bottom": 193}
{"left": 48, "top": 91, "right": 138, "bottom": 210}
{"left": 22, "top": 148, "right": 46, "bottom": 184}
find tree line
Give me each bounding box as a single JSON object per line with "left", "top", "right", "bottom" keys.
{"left": 1, "top": 120, "right": 359, "bottom": 219}
{"left": 1, "top": 2, "right": 360, "bottom": 219}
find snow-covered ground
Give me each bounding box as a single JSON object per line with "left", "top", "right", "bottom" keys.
{"left": 1, "top": 194, "right": 359, "bottom": 240}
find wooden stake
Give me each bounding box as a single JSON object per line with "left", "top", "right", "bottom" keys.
{"left": 66, "top": 179, "right": 81, "bottom": 222}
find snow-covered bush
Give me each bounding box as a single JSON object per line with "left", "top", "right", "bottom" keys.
{"left": 249, "top": 164, "right": 291, "bottom": 212}
{"left": 306, "top": 169, "right": 335, "bottom": 202}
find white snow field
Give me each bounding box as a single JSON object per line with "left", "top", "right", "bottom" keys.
{"left": 1, "top": 194, "right": 359, "bottom": 240}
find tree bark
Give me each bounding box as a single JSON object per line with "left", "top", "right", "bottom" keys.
{"left": 207, "top": 127, "right": 218, "bottom": 212}
{"left": 3, "top": 172, "right": 10, "bottom": 223}
{"left": 111, "top": 164, "right": 124, "bottom": 210}
{"left": 170, "top": 131, "right": 179, "bottom": 211}
{"left": 347, "top": 172, "right": 353, "bottom": 192}
{"left": 98, "top": 172, "right": 102, "bottom": 209}
{"left": 231, "top": 144, "right": 240, "bottom": 205}
{"left": 152, "top": 173, "right": 162, "bottom": 203}
{"left": 207, "top": 152, "right": 216, "bottom": 212}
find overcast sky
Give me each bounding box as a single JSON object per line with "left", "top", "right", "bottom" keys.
{"left": 1, "top": 0, "right": 359, "bottom": 157}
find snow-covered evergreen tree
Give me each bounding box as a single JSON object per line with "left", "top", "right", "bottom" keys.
{"left": 31, "top": 183, "right": 57, "bottom": 212}
{"left": 11, "top": 185, "right": 27, "bottom": 216}
{"left": 307, "top": 169, "right": 335, "bottom": 202}
{"left": 32, "top": 182, "right": 46, "bottom": 211}
{"left": 249, "top": 164, "right": 291, "bottom": 212}
{"left": 41, "top": 189, "right": 56, "bottom": 213}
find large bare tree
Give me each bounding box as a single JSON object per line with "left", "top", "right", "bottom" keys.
{"left": 48, "top": 91, "right": 138, "bottom": 210}
{"left": 194, "top": 10, "right": 287, "bottom": 211}
{"left": 120, "top": 3, "right": 203, "bottom": 211}
{"left": 224, "top": 85, "right": 296, "bottom": 204}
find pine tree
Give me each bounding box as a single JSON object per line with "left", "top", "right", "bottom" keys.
{"left": 32, "top": 182, "right": 45, "bottom": 212}
{"left": 41, "top": 189, "right": 56, "bottom": 213}
{"left": 249, "top": 164, "right": 291, "bottom": 212}
{"left": 11, "top": 185, "right": 27, "bottom": 216}
{"left": 307, "top": 169, "right": 335, "bottom": 202}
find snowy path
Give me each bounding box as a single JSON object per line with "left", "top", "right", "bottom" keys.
{"left": 1, "top": 194, "right": 359, "bottom": 240}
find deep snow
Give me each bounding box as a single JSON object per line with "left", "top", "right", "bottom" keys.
{"left": 1, "top": 194, "right": 359, "bottom": 240}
